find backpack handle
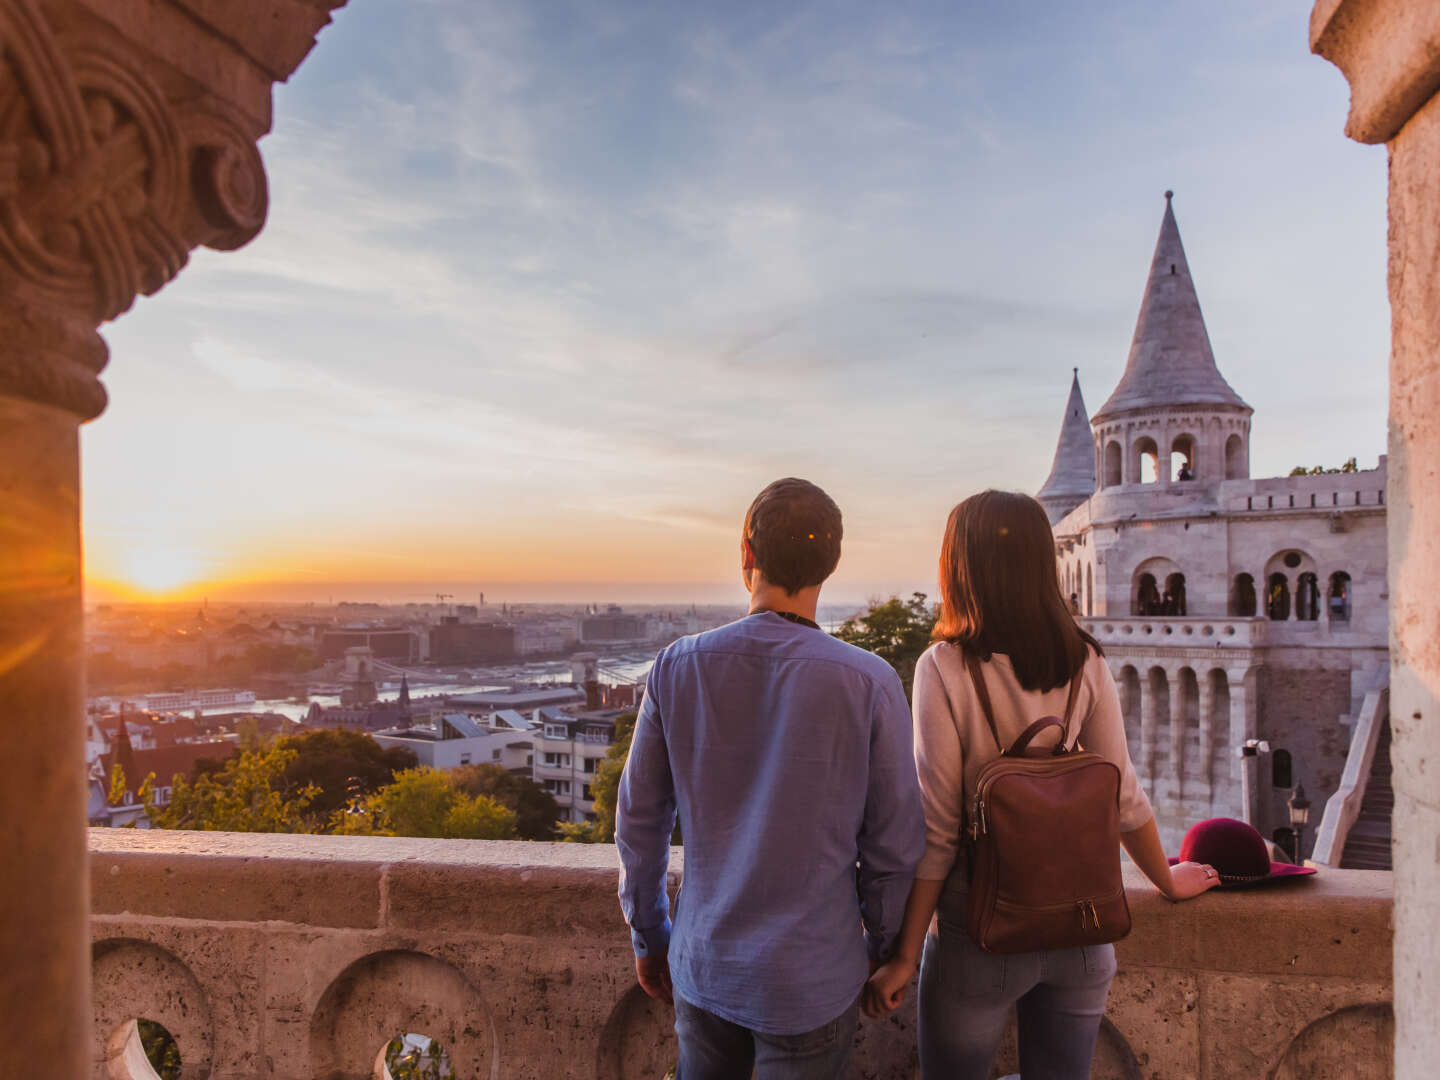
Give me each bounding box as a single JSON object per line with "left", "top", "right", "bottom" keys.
{"left": 964, "top": 650, "right": 1085, "bottom": 756}
{"left": 1005, "top": 717, "right": 1068, "bottom": 757}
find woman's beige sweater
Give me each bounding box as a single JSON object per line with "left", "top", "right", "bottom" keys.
{"left": 912, "top": 641, "right": 1154, "bottom": 881}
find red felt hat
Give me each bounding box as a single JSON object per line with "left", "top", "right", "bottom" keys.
{"left": 1167, "top": 817, "right": 1317, "bottom": 887}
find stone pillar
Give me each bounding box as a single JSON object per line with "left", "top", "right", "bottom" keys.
{"left": 1139, "top": 672, "right": 1158, "bottom": 784}
{"left": 0, "top": 2, "right": 343, "bottom": 1075}
{"left": 1167, "top": 671, "right": 1185, "bottom": 786}
{"left": 1197, "top": 673, "right": 1216, "bottom": 791}
{"left": 0, "top": 305, "right": 107, "bottom": 1080}
{"left": 1228, "top": 670, "right": 1257, "bottom": 808}
{"left": 1312, "top": 6, "right": 1440, "bottom": 1071}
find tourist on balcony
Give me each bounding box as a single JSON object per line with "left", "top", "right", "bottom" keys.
{"left": 862, "top": 490, "right": 1218, "bottom": 1080}
{"left": 616, "top": 477, "right": 925, "bottom": 1079}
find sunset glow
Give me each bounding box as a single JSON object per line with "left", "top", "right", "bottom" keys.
{"left": 80, "top": 2, "right": 1388, "bottom": 604}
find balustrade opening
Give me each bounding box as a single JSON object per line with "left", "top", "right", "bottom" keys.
{"left": 378, "top": 1033, "right": 455, "bottom": 1080}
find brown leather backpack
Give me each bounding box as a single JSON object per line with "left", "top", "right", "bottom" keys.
{"left": 962, "top": 652, "right": 1131, "bottom": 954}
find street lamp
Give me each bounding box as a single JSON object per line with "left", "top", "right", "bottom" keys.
{"left": 1287, "top": 781, "right": 1312, "bottom": 864}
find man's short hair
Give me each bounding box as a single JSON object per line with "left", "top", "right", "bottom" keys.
{"left": 743, "top": 478, "right": 843, "bottom": 595}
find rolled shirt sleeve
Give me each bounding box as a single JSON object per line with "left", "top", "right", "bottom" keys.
{"left": 856, "top": 671, "right": 927, "bottom": 961}
{"left": 616, "top": 674, "right": 677, "bottom": 958}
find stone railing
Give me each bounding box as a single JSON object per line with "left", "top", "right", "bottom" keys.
{"left": 89, "top": 831, "right": 1392, "bottom": 1079}
{"left": 1080, "top": 615, "right": 1270, "bottom": 649}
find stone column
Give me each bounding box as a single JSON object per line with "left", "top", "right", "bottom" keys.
{"left": 1138, "top": 672, "right": 1158, "bottom": 785}
{"left": 1167, "top": 671, "right": 1185, "bottom": 787}
{"left": 1197, "top": 672, "right": 1216, "bottom": 793}
{"left": 0, "top": 304, "right": 107, "bottom": 1080}
{"left": 0, "top": 2, "right": 342, "bottom": 1075}
{"left": 1313, "top": 10, "right": 1440, "bottom": 1070}
{"left": 1228, "top": 670, "right": 1257, "bottom": 814}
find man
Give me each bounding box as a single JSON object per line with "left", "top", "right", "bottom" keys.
{"left": 617, "top": 478, "right": 925, "bottom": 1078}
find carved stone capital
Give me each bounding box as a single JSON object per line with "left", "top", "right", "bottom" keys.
{"left": 0, "top": 0, "right": 343, "bottom": 418}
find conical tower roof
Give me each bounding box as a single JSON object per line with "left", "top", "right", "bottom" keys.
{"left": 1094, "top": 192, "right": 1248, "bottom": 420}
{"left": 1037, "top": 368, "right": 1096, "bottom": 523}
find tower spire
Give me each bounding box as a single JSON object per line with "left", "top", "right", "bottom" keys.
{"left": 1093, "top": 192, "right": 1248, "bottom": 421}
{"left": 1037, "top": 368, "right": 1096, "bottom": 524}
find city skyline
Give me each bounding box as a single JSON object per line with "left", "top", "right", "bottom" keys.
{"left": 82, "top": 1, "right": 1388, "bottom": 603}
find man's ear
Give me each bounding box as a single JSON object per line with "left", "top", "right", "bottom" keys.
{"left": 740, "top": 538, "right": 757, "bottom": 571}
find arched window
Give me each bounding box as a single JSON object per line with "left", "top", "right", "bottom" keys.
{"left": 1224, "top": 433, "right": 1245, "bottom": 479}
{"left": 1135, "top": 573, "right": 1161, "bottom": 616}
{"left": 1231, "top": 573, "right": 1257, "bottom": 616}
{"left": 1171, "top": 434, "right": 1196, "bottom": 482}
{"left": 1136, "top": 437, "right": 1160, "bottom": 484}
{"left": 1085, "top": 563, "right": 1093, "bottom": 616}
{"left": 1103, "top": 440, "right": 1122, "bottom": 487}
{"left": 1273, "top": 748, "right": 1294, "bottom": 788}
{"left": 1329, "top": 571, "right": 1352, "bottom": 623}
{"left": 1296, "top": 572, "right": 1320, "bottom": 621}
{"left": 1164, "top": 573, "right": 1187, "bottom": 616}
{"left": 1267, "top": 573, "right": 1291, "bottom": 620}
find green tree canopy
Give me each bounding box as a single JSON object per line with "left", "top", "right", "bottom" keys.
{"left": 146, "top": 743, "right": 319, "bottom": 832}
{"left": 335, "top": 767, "right": 516, "bottom": 840}
{"left": 1289, "top": 457, "right": 1360, "bottom": 476}
{"left": 833, "top": 592, "right": 937, "bottom": 699}
{"left": 448, "top": 763, "right": 561, "bottom": 840}
{"left": 277, "top": 727, "right": 418, "bottom": 823}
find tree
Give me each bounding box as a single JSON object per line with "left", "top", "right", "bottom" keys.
{"left": 1290, "top": 457, "right": 1360, "bottom": 476}
{"left": 277, "top": 727, "right": 418, "bottom": 823}
{"left": 107, "top": 763, "right": 129, "bottom": 807}
{"left": 336, "top": 768, "right": 517, "bottom": 840}
{"left": 833, "top": 592, "right": 937, "bottom": 699}
{"left": 449, "top": 763, "right": 561, "bottom": 840}
{"left": 559, "top": 711, "right": 638, "bottom": 844}
{"left": 146, "top": 743, "right": 319, "bottom": 832}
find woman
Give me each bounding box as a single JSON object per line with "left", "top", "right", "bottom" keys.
{"left": 864, "top": 491, "right": 1218, "bottom": 1079}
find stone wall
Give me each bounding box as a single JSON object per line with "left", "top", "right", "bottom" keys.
{"left": 88, "top": 831, "right": 1392, "bottom": 1080}
{"left": 1256, "top": 662, "right": 1357, "bottom": 850}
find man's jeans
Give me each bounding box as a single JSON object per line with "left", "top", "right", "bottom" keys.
{"left": 674, "top": 995, "right": 859, "bottom": 1080}
{"left": 917, "top": 924, "right": 1117, "bottom": 1080}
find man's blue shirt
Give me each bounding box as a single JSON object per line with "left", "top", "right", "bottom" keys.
{"left": 615, "top": 611, "right": 925, "bottom": 1035}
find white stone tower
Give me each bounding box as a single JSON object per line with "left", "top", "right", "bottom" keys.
{"left": 1037, "top": 368, "right": 1096, "bottom": 524}
{"left": 1091, "top": 191, "right": 1253, "bottom": 489}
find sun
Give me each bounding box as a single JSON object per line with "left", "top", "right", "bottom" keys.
{"left": 119, "top": 545, "right": 206, "bottom": 598}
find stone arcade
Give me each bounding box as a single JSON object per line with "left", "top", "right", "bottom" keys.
{"left": 1038, "top": 193, "right": 1390, "bottom": 857}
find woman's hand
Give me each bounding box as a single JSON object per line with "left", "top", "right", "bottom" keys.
{"left": 1165, "top": 860, "right": 1221, "bottom": 900}
{"left": 862, "top": 955, "right": 918, "bottom": 1018}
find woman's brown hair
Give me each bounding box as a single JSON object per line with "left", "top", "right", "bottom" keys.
{"left": 933, "top": 489, "right": 1101, "bottom": 692}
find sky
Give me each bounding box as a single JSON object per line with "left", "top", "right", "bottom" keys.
{"left": 82, "top": 1, "right": 1390, "bottom": 606}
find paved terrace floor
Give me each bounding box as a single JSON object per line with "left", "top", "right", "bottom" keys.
{"left": 88, "top": 831, "right": 1393, "bottom": 1079}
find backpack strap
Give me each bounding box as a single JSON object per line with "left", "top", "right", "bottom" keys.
{"left": 964, "top": 649, "right": 1085, "bottom": 755}
{"left": 1059, "top": 669, "right": 1084, "bottom": 750}
{"left": 963, "top": 650, "right": 1005, "bottom": 755}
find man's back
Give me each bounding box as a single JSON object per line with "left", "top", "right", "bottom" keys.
{"left": 617, "top": 611, "right": 924, "bottom": 1035}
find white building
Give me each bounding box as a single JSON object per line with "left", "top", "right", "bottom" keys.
{"left": 372, "top": 713, "right": 534, "bottom": 772}
{"left": 1037, "top": 193, "right": 1390, "bottom": 863}
{"left": 532, "top": 707, "right": 624, "bottom": 823}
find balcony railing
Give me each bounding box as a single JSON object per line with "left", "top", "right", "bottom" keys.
{"left": 1079, "top": 615, "right": 1270, "bottom": 648}
{"left": 87, "top": 830, "right": 1392, "bottom": 1079}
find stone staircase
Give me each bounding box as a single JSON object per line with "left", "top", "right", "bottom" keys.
{"left": 1340, "top": 715, "right": 1392, "bottom": 870}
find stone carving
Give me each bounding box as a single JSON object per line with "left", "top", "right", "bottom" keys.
{"left": 0, "top": 0, "right": 271, "bottom": 417}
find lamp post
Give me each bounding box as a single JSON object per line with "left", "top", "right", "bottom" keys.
{"left": 1287, "top": 781, "right": 1312, "bottom": 864}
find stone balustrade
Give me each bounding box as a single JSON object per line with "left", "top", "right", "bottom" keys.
{"left": 89, "top": 830, "right": 1392, "bottom": 1079}
{"left": 1079, "top": 615, "right": 1269, "bottom": 649}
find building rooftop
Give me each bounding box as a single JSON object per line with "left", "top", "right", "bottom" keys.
{"left": 1094, "top": 192, "right": 1250, "bottom": 420}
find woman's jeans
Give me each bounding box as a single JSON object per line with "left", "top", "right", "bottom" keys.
{"left": 917, "top": 900, "right": 1117, "bottom": 1080}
